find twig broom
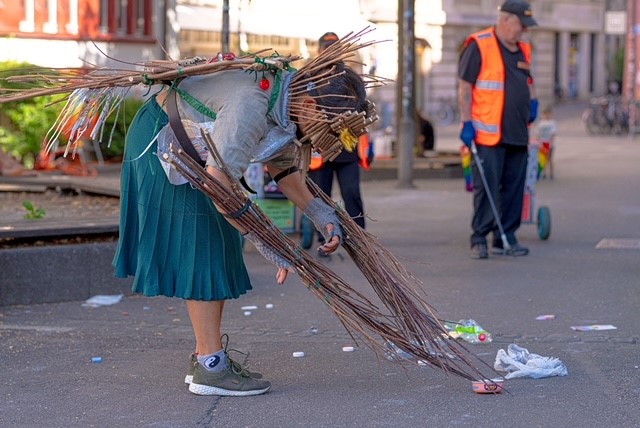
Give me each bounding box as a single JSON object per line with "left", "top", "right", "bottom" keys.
{"left": 167, "top": 129, "right": 498, "bottom": 384}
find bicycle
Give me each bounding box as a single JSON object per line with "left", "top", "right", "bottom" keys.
{"left": 582, "top": 95, "right": 629, "bottom": 135}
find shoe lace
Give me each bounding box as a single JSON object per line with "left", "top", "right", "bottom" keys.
{"left": 221, "top": 334, "right": 253, "bottom": 378}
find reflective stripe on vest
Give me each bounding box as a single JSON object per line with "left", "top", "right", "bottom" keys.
{"left": 465, "top": 28, "right": 531, "bottom": 146}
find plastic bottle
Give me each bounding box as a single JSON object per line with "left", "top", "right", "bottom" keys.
{"left": 444, "top": 319, "right": 492, "bottom": 344}
{"left": 384, "top": 341, "right": 414, "bottom": 361}
{"left": 384, "top": 339, "right": 453, "bottom": 363}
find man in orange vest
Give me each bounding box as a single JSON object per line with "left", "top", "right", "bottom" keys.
{"left": 458, "top": 0, "right": 538, "bottom": 259}
{"left": 308, "top": 32, "right": 372, "bottom": 249}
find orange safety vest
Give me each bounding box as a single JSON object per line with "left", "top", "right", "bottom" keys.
{"left": 309, "top": 152, "right": 323, "bottom": 171}
{"left": 308, "top": 134, "right": 372, "bottom": 171}
{"left": 357, "top": 134, "right": 371, "bottom": 170}
{"left": 465, "top": 27, "right": 532, "bottom": 146}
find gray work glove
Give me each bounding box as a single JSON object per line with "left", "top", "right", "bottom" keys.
{"left": 244, "top": 232, "right": 291, "bottom": 270}
{"left": 303, "top": 197, "right": 343, "bottom": 244}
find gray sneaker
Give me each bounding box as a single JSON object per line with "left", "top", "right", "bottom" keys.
{"left": 188, "top": 362, "right": 271, "bottom": 396}
{"left": 185, "top": 353, "right": 197, "bottom": 384}
{"left": 185, "top": 352, "right": 263, "bottom": 385}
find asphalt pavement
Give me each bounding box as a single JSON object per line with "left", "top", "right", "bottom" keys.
{"left": 1, "top": 101, "right": 639, "bottom": 427}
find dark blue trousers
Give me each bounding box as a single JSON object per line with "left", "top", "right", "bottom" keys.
{"left": 309, "top": 159, "right": 365, "bottom": 241}
{"left": 470, "top": 143, "right": 528, "bottom": 247}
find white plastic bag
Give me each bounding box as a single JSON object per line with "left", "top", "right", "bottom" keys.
{"left": 494, "top": 344, "right": 568, "bottom": 379}
{"left": 156, "top": 120, "right": 214, "bottom": 185}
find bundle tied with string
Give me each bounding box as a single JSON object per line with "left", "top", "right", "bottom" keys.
{"left": 287, "top": 29, "right": 381, "bottom": 170}
{"left": 165, "top": 127, "right": 500, "bottom": 386}
{"left": 298, "top": 99, "right": 378, "bottom": 167}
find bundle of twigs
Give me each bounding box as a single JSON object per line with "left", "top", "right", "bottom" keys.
{"left": 0, "top": 28, "right": 387, "bottom": 105}
{"left": 167, "top": 128, "right": 498, "bottom": 384}
{"left": 0, "top": 50, "right": 304, "bottom": 157}
{"left": 0, "top": 52, "right": 302, "bottom": 104}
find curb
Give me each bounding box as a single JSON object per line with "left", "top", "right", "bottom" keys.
{"left": 0, "top": 241, "right": 132, "bottom": 306}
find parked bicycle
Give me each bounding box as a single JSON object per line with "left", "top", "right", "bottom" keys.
{"left": 582, "top": 95, "right": 629, "bottom": 135}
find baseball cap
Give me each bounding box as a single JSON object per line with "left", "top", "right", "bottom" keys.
{"left": 318, "top": 32, "right": 339, "bottom": 51}
{"left": 499, "top": 0, "right": 538, "bottom": 27}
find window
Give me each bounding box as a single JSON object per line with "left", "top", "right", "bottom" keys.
{"left": 2, "top": 0, "right": 154, "bottom": 41}
{"left": 99, "top": 0, "right": 152, "bottom": 38}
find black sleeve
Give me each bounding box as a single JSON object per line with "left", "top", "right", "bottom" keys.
{"left": 458, "top": 40, "right": 481, "bottom": 84}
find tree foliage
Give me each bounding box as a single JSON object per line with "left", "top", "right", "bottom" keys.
{"left": 0, "top": 62, "right": 64, "bottom": 168}
{"left": 0, "top": 61, "right": 145, "bottom": 167}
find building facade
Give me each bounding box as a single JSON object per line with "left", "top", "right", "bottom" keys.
{"left": 365, "top": 0, "right": 626, "bottom": 127}
{"left": 0, "top": 0, "right": 178, "bottom": 70}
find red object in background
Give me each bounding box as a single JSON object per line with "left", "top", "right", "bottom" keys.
{"left": 60, "top": 110, "right": 100, "bottom": 143}
{"left": 35, "top": 145, "right": 97, "bottom": 177}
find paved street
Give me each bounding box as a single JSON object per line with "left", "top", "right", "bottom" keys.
{"left": 1, "top": 102, "right": 639, "bottom": 427}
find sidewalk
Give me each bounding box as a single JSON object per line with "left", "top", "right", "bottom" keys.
{"left": 1, "top": 101, "right": 639, "bottom": 427}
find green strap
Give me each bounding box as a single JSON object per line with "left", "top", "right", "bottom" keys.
{"left": 172, "top": 85, "right": 218, "bottom": 120}
{"left": 267, "top": 71, "right": 282, "bottom": 114}
{"left": 170, "top": 66, "right": 283, "bottom": 119}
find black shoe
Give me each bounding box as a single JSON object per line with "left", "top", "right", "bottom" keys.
{"left": 470, "top": 243, "right": 488, "bottom": 259}
{"left": 492, "top": 243, "right": 529, "bottom": 256}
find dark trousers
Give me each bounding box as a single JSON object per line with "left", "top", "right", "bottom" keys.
{"left": 309, "top": 160, "right": 365, "bottom": 240}
{"left": 470, "top": 143, "right": 528, "bottom": 247}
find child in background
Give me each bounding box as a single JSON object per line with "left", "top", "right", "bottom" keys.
{"left": 535, "top": 106, "right": 558, "bottom": 179}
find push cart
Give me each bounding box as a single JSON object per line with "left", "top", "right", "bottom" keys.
{"left": 522, "top": 142, "right": 551, "bottom": 240}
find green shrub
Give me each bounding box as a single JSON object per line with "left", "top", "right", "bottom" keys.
{"left": 612, "top": 47, "right": 624, "bottom": 83}
{"left": 0, "top": 61, "right": 146, "bottom": 165}
{"left": 98, "top": 97, "right": 145, "bottom": 160}
{"left": 0, "top": 62, "right": 64, "bottom": 168}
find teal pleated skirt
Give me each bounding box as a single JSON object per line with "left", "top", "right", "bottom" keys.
{"left": 112, "top": 96, "right": 252, "bottom": 300}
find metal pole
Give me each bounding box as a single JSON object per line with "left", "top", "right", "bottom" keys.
{"left": 624, "top": 0, "right": 640, "bottom": 134}
{"left": 629, "top": 0, "right": 640, "bottom": 103}
{"left": 396, "top": 0, "right": 415, "bottom": 188}
{"left": 222, "top": 0, "right": 230, "bottom": 53}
